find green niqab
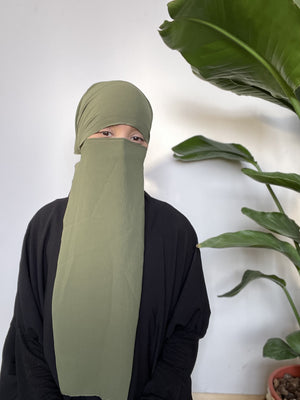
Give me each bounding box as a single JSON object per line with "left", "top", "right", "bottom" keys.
{"left": 52, "top": 81, "right": 152, "bottom": 399}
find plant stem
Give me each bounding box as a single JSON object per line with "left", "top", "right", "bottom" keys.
{"left": 282, "top": 286, "right": 300, "bottom": 328}
{"left": 265, "top": 184, "right": 285, "bottom": 213}
{"left": 254, "top": 162, "right": 300, "bottom": 257}
{"left": 254, "top": 163, "right": 285, "bottom": 213}
{"left": 295, "top": 240, "right": 300, "bottom": 255}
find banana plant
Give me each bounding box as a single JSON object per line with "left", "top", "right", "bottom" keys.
{"left": 159, "top": 0, "right": 300, "bottom": 119}
{"left": 173, "top": 135, "right": 300, "bottom": 360}
{"left": 160, "top": 0, "right": 300, "bottom": 360}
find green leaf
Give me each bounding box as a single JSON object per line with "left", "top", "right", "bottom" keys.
{"left": 242, "top": 169, "right": 300, "bottom": 193}
{"left": 219, "top": 269, "right": 286, "bottom": 297}
{"left": 293, "top": 0, "right": 300, "bottom": 9}
{"left": 286, "top": 330, "right": 300, "bottom": 354}
{"left": 263, "top": 338, "right": 299, "bottom": 360}
{"left": 242, "top": 208, "right": 300, "bottom": 243}
{"left": 159, "top": 0, "right": 300, "bottom": 116}
{"left": 199, "top": 230, "right": 300, "bottom": 271}
{"left": 172, "top": 135, "right": 256, "bottom": 164}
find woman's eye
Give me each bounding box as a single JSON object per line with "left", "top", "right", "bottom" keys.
{"left": 131, "top": 135, "right": 144, "bottom": 142}
{"left": 99, "top": 131, "right": 112, "bottom": 137}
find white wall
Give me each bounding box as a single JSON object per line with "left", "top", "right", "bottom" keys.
{"left": 1, "top": 0, "right": 300, "bottom": 395}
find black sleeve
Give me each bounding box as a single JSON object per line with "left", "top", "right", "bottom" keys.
{"left": 0, "top": 319, "right": 17, "bottom": 399}
{"left": 0, "top": 215, "right": 64, "bottom": 400}
{"left": 140, "top": 247, "right": 210, "bottom": 400}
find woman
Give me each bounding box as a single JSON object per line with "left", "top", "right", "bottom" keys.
{"left": 0, "top": 81, "right": 210, "bottom": 400}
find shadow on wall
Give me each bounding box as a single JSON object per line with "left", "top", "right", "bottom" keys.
{"left": 165, "top": 94, "right": 300, "bottom": 131}
{"left": 145, "top": 148, "right": 275, "bottom": 230}
{"left": 162, "top": 97, "right": 300, "bottom": 162}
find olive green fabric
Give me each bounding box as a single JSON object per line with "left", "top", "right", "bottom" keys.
{"left": 52, "top": 81, "right": 151, "bottom": 399}
{"left": 75, "top": 81, "right": 153, "bottom": 154}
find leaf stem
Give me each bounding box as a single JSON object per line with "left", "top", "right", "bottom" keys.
{"left": 282, "top": 286, "right": 300, "bottom": 328}
{"left": 254, "top": 162, "right": 300, "bottom": 258}
{"left": 254, "top": 163, "right": 285, "bottom": 213}
{"left": 266, "top": 184, "right": 285, "bottom": 213}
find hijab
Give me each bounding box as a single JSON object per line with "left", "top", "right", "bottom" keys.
{"left": 52, "top": 81, "right": 153, "bottom": 400}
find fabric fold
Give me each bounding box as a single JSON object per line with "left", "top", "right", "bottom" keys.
{"left": 52, "top": 138, "right": 146, "bottom": 399}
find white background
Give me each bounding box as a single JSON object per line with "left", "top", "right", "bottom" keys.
{"left": 1, "top": 0, "right": 300, "bottom": 395}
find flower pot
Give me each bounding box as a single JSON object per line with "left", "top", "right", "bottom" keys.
{"left": 266, "top": 364, "right": 300, "bottom": 400}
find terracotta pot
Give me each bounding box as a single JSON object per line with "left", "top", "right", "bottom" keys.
{"left": 266, "top": 364, "right": 300, "bottom": 400}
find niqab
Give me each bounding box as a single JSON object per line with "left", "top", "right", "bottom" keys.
{"left": 52, "top": 81, "right": 153, "bottom": 400}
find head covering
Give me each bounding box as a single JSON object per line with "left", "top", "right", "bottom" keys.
{"left": 52, "top": 81, "right": 152, "bottom": 400}
{"left": 74, "top": 80, "right": 153, "bottom": 153}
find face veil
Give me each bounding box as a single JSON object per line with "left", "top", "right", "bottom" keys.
{"left": 52, "top": 81, "right": 153, "bottom": 400}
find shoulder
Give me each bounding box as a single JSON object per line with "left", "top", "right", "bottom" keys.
{"left": 18, "top": 199, "right": 68, "bottom": 278}
{"left": 145, "top": 192, "right": 194, "bottom": 229}
{"left": 31, "top": 197, "right": 68, "bottom": 222}
{"left": 145, "top": 192, "right": 198, "bottom": 243}
{"left": 27, "top": 197, "right": 68, "bottom": 235}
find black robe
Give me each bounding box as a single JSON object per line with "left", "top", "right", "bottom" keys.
{"left": 0, "top": 193, "right": 210, "bottom": 400}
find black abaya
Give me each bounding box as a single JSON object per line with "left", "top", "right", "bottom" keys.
{"left": 0, "top": 193, "right": 210, "bottom": 400}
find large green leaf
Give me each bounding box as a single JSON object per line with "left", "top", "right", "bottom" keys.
{"left": 242, "top": 169, "right": 300, "bottom": 193}
{"left": 263, "top": 338, "right": 299, "bottom": 360}
{"left": 286, "top": 330, "right": 300, "bottom": 354}
{"left": 199, "top": 230, "right": 300, "bottom": 271}
{"left": 172, "top": 135, "right": 256, "bottom": 164}
{"left": 242, "top": 208, "right": 300, "bottom": 243}
{"left": 219, "top": 269, "right": 286, "bottom": 297}
{"left": 159, "top": 0, "right": 300, "bottom": 116}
